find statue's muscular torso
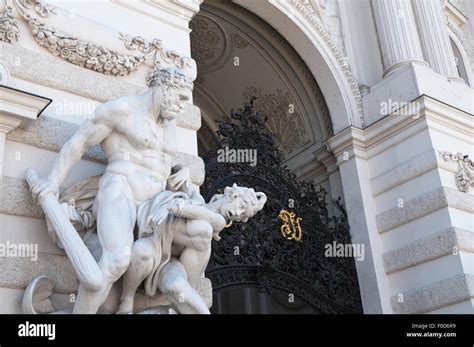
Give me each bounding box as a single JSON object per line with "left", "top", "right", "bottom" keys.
{"left": 98, "top": 97, "right": 175, "bottom": 204}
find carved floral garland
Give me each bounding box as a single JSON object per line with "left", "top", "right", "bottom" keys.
{"left": 0, "top": 0, "right": 192, "bottom": 78}
{"left": 439, "top": 151, "right": 474, "bottom": 193}
{"left": 0, "top": 1, "right": 18, "bottom": 42}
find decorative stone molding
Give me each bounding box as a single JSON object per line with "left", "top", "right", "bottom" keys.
{"left": 376, "top": 187, "right": 474, "bottom": 234}
{"left": 289, "top": 0, "right": 363, "bottom": 119}
{"left": 327, "top": 95, "right": 473, "bottom": 163}
{"left": 0, "top": 85, "right": 51, "bottom": 128}
{"left": 439, "top": 151, "right": 474, "bottom": 193}
{"left": 1, "top": 43, "right": 202, "bottom": 130}
{"left": 0, "top": 85, "right": 51, "bottom": 174}
{"left": 391, "top": 274, "right": 474, "bottom": 313}
{"left": 242, "top": 86, "right": 310, "bottom": 154}
{"left": 0, "top": 1, "right": 18, "bottom": 43}
{"left": 371, "top": 150, "right": 439, "bottom": 197}
{"left": 1, "top": 0, "right": 194, "bottom": 81}
{"left": 383, "top": 227, "right": 474, "bottom": 274}
{"left": 444, "top": 0, "right": 474, "bottom": 73}
{"left": 1, "top": 41, "right": 145, "bottom": 102}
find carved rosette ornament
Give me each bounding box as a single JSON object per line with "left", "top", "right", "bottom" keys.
{"left": 0, "top": 0, "right": 194, "bottom": 81}
{"left": 439, "top": 151, "right": 474, "bottom": 192}
{"left": 190, "top": 15, "right": 230, "bottom": 80}
{"left": 231, "top": 33, "right": 249, "bottom": 49}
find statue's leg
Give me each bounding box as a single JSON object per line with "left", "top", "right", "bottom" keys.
{"left": 158, "top": 261, "right": 210, "bottom": 314}
{"left": 173, "top": 220, "right": 213, "bottom": 288}
{"left": 73, "top": 175, "right": 136, "bottom": 314}
{"left": 117, "top": 238, "right": 155, "bottom": 313}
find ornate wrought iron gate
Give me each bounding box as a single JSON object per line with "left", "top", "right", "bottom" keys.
{"left": 201, "top": 99, "right": 363, "bottom": 313}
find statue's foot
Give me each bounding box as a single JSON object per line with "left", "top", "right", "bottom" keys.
{"left": 116, "top": 298, "right": 134, "bottom": 314}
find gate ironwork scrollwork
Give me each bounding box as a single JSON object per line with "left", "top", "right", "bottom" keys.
{"left": 202, "top": 98, "right": 362, "bottom": 313}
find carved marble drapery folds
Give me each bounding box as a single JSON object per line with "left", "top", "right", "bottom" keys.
{"left": 440, "top": 151, "right": 474, "bottom": 193}
{"left": 0, "top": 0, "right": 193, "bottom": 81}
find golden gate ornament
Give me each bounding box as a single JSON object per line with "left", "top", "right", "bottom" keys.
{"left": 278, "top": 209, "right": 302, "bottom": 242}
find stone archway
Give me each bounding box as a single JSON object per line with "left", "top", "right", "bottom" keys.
{"left": 233, "top": 0, "right": 363, "bottom": 133}
{"left": 190, "top": 0, "right": 363, "bottom": 314}
{"left": 192, "top": 0, "right": 336, "bottom": 181}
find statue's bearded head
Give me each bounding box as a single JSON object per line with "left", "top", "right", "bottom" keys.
{"left": 210, "top": 183, "right": 267, "bottom": 223}
{"left": 146, "top": 66, "right": 193, "bottom": 119}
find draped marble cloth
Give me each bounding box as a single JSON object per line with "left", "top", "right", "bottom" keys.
{"left": 57, "top": 175, "right": 196, "bottom": 297}
{"left": 136, "top": 190, "right": 192, "bottom": 297}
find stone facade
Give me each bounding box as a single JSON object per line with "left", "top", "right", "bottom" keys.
{"left": 0, "top": 0, "right": 473, "bottom": 314}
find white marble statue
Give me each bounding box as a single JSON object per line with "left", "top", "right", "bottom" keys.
{"left": 118, "top": 181, "right": 266, "bottom": 314}
{"left": 25, "top": 66, "right": 267, "bottom": 314}
{"left": 27, "top": 66, "right": 193, "bottom": 313}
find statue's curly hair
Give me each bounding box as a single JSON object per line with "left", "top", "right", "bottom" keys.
{"left": 211, "top": 183, "right": 266, "bottom": 241}
{"left": 146, "top": 66, "right": 193, "bottom": 90}
{"left": 222, "top": 183, "right": 267, "bottom": 220}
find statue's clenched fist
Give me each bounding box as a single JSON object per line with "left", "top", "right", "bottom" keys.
{"left": 30, "top": 178, "right": 59, "bottom": 203}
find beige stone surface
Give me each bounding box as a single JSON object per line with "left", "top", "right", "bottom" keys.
{"left": 391, "top": 274, "right": 474, "bottom": 313}
{"left": 0, "top": 253, "right": 78, "bottom": 294}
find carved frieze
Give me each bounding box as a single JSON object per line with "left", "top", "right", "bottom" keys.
{"left": 0, "top": 0, "right": 193, "bottom": 80}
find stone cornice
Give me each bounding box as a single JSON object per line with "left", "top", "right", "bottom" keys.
{"left": 444, "top": 0, "right": 468, "bottom": 27}
{"left": 326, "top": 95, "right": 473, "bottom": 162}
{"left": 0, "top": 85, "right": 51, "bottom": 132}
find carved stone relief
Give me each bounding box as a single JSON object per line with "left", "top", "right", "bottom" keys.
{"left": 0, "top": 0, "right": 193, "bottom": 81}
{"left": 190, "top": 15, "right": 230, "bottom": 79}
{"left": 231, "top": 33, "right": 249, "bottom": 49}
{"left": 0, "top": 1, "right": 18, "bottom": 43}
{"left": 439, "top": 151, "right": 474, "bottom": 193}
{"left": 243, "top": 86, "right": 309, "bottom": 154}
